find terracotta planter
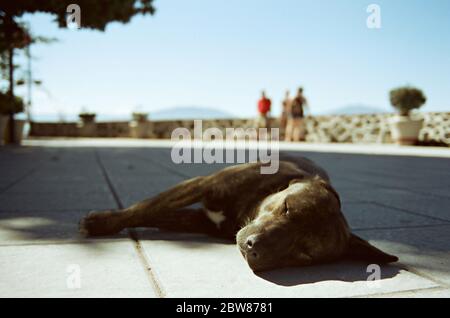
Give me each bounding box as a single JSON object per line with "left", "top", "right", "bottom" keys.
{"left": 2, "top": 119, "right": 26, "bottom": 145}
{"left": 130, "top": 120, "right": 153, "bottom": 139}
{"left": 0, "top": 115, "right": 8, "bottom": 145}
{"left": 389, "top": 114, "right": 424, "bottom": 145}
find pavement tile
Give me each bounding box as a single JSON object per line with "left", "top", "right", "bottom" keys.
{"left": 137, "top": 230, "right": 438, "bottom": 298}
{"left": 0, "top": 210, "right": 129, "bottom": 245}
{"left": 355, "top": 225, "right": 450, "bottom": 286}
{"left": 0, "top": 192, "right": 116, "bottom": 212}
{"left": 342, "top": 202, "right": 444, "bottom": 230}
{"left": 338, "top": 188, "right": 450, "bottom": 222}
{"left": 367, "top": 287, "right": 450, "bottom": 298}
{"left": 4, "top": 180, "right": 110, "bottom": 194}
{"left": 0, "top": 241, "right": 156, "bottom": 297}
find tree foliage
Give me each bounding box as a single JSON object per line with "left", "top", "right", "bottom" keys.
{"left": 1, "top": 0, "right": 156, "bottom": 31}
{"left": 0, "top": 91, "right": 24, "bottom": 114}
{"left": 0, "top": 0, "right": 155, "bottom": 141}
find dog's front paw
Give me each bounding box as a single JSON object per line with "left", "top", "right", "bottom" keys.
{"left": 79, "top": 210, "right": 123, "bottom": 237}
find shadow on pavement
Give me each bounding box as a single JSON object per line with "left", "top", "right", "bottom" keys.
{"left": 256, "top": 262, "right": 402, "bottom": 286}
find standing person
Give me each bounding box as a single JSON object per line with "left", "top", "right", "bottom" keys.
{"left": 255, "top": 90, "right": 272, "bottom": 130}
{"left": 285, "top": 87, "right": 308, "bottom": 142}
{"left": 280, "top": 90, "right": 291, "bottom": 135}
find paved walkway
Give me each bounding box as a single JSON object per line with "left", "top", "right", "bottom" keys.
{"left": 1, "top": 139, "right": 449, "bottom": 297}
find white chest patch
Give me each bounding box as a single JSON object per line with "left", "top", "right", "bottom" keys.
{"left": 205, "top": 209, "right": 226, "bottom": 228}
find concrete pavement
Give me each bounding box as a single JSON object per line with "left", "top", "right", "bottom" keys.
{"left": 1, "top": 139, "right": 449, "bottom": 297}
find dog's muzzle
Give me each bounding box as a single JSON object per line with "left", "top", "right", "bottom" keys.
{"left": 238, "top": 234, "right": 264, "bottom": 268}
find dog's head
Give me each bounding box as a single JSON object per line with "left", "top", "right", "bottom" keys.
{"left": 236, "top": 176, "right": 398, "bottom": 272}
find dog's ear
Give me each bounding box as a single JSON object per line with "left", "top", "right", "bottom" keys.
{"left": 345, "top": 234, "right": 398, "bottom": 263}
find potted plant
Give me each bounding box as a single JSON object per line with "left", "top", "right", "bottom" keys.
{"left": 130, "top": 112, "right": 152, "bottom": 138}
{"left": 389, "top": 86, "right": 426, "bottom": 145}
{"left": 78, "top": 109, "right": 97, "bottom": 137}
{"left": 78, "top": 111, "right": 96, "bottom": 123}
{"left": 132, "top": 112, "right": 148, "bottom": 123}
{"left": 0, "top": 92, "right": 25, "bottom": 145}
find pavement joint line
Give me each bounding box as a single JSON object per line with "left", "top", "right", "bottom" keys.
{"left": 353, "top": 286, "right": 449, "bottom": 298}
{"left": 94, "top": 149, "right": 166, "bottom": 298}
{"left": 407, "top": 188, "right": 450, "bottom": 201}
{"left": 128, "top": 229, "right": 166, "bottom": 298}
{"left": 342, "top": 199, "right": 450, "bottom": 225}
{"left": 0, "top": 166, "right": 39, "bottom": 195}
{"left": 129, "top": 152, "right": 192, "bottom": 179}
{"left": 396, "top": 262, "right": 450, "bottom": 288}
{"left": 0, "top": 209, "right": 112, "bottom": 214}
{"left": 353, "top": 222, "right": 450, "bottom": 232}
{"left": 337, "top": 174, "right": 450, "bottom": 202}
{"left": 342, "top": 200, "right": 374, "bottom": 204}
{"left": 0, "top": 238, "right": 133, "bottom": 247}
{"left": 331, "top": 162, "right": 450, "bottom": 180}
{"left": 371, "top": 201, "right": 450, "bottom": 224}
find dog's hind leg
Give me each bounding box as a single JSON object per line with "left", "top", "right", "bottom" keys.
{"left": 80, "top": 176, "right": 211, "bottom": 237}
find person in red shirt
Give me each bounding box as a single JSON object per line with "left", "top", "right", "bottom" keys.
{"left": 255, "top": 90, "right": 272, "bottom": 131}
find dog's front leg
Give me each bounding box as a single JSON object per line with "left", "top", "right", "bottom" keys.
{"left": 80, "top": 176, "right": 210, "bottom": 236}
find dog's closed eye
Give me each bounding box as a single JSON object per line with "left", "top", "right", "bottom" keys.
{"left": 284, "top": 201, "right": 290, "bottom": 216}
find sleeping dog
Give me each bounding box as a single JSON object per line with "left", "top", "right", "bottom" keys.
{"left": 79, "top": 155, "right": 398, "bottom": 272}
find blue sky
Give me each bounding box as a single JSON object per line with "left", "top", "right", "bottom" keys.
{"left": 17, "top": 0, "right": 450, "bottom": 119}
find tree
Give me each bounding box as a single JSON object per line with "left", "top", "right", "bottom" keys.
{"left": 0, "top": 0, "right": 156, "bottom": 143}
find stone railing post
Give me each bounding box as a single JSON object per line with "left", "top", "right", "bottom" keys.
{"left": 77, "top": 113, "right": 97, "bottom": 137}
{"left": 129, "top": 113, "right": 153, "bottom": 138}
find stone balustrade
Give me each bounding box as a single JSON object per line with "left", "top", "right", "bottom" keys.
{"left": 29, "top": 112, "right": 450, "bottom": 146}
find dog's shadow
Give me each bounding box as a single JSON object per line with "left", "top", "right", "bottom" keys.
{"left": 135, "top": 229, "right": 402, "bottom": 286}
{"left": 257, "top": 261, "right": 402, "bottom": 286}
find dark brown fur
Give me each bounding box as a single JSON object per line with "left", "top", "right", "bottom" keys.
{"left": 80, "top": 155, "right": 398, "bottom": 272}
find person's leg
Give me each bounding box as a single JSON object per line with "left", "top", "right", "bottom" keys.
{"left": 298, "top": 118, "right": 306, "bottom": 141}
{"left": 266, "top": 114, "right": 271, "bottom": 131}
{"left": 292, "top": 118, "right": 301, "bottom": 142}
{"left": 285, "top": 118, "right": 293, "bottom": 141}
{"left": 257, "top": 115, "right": 269, "bottom": 140}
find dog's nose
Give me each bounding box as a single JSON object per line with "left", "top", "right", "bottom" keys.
{"left": 246, "top": 235, "right": 258, "bottom": 248}
{"left": 245, "top": 235, "right": 260, "bottom": 259}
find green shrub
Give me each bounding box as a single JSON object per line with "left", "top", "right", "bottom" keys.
{"left": 390, "top": 86, "right": 426, "bottom": 116}
{"left": 0, "top": 92, "right": 25, "bottom": 115}
{"left": 132, "top": 112, "right": 148, "bottom": 122}
{"left": 78, "top": 112, "right": 96, "bottom": 122}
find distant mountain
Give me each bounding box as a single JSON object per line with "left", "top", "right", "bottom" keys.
{"left": 32, "top": 106, "right": 236, "bottom": 122}
{"left": 150, "top": 106, "right": 235, "bottom": 120}
{"left": 327, "top": 105, "right": 390, "bottom": 115}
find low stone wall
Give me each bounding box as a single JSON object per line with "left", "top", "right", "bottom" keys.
{"left": 29, "top": 112, "right": 450, "bottom": 146}
{"left": 304, "top": 112, "right": 450, "bottom": 145}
